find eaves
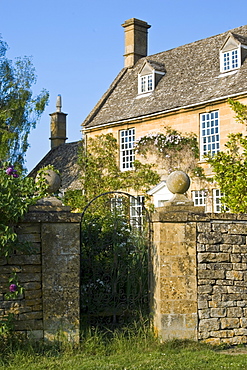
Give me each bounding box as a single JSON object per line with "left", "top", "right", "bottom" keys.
{"left": 83, "top": 90, "right": 247, "bottom": 133}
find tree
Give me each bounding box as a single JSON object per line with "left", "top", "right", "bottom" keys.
{"left": 63, "top": 133, "right": 160, "bottom": 211}
{"left": 0, "top": 36, "right": 49, "bottom": 167}
{"left": 206, "top": 99, "right": 247, "bottom": 213}
{"left": 0, "top": 36, "right": 49, "bottom": 256}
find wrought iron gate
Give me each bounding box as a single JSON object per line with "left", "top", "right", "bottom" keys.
{"left": 80, "top": 192, "right": 151, "bottom": 329}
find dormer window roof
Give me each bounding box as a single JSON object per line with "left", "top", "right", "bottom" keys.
{"left": 220, "top": 32, "right": 247, "bottom": 73}
{"left": 138, "top": 60, "right": 165, "bottom": 95}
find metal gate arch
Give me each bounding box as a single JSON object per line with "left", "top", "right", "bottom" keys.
{"left": 80, "top": 191, "right": 151, "bottom": 329}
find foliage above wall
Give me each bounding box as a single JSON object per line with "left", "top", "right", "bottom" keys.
{"left": 206, "top": 100, "right": 247, "bottom": 213}
{"left": 0, "top": 164, "right": 50, "bottom": 257}
{"left": 64, "top": 134, "right": 160, "bottom": 211}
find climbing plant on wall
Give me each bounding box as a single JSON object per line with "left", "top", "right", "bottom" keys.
{"left": 63, "top": 133, "right": 160, "bottom": 211}
{"left": 135, "top": 126, "right": 205, "bottom": 180}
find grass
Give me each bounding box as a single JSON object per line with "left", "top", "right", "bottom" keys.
{"left": 0, "top": 324, "right": 247, "bottom": 369}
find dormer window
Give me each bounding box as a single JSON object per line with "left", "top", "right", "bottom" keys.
{"left": 220, "top": 33, "right": 247, "bottom": 73}
{"left": 222, "top": 49, "right": 239, "bottom": 71}
{"left": 140, "top": 74, "right": 154, "bottom": 93}
{"left": 138, "top": 60, "right": 165, "bottom": 95}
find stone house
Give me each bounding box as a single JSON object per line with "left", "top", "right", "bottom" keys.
{"left": 32, "top": 19, "right": 247, "bottom": 211}
{"left": 82, "top": 18, "right": 247, "bottom": 212}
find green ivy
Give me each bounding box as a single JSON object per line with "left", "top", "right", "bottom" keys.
{"left": 135, "top": 127, "right": 203, "bottom": 179}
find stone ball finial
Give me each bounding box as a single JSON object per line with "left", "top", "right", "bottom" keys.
{"left": 166, "top": 170, "right": 190, "bottom": 194}
{"left": 36, "top": 169, "right": 61, "bottom": 194}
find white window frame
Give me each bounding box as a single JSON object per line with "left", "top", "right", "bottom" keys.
{"left": 192, "top": 190, "right": 206, "bottom": 207}
{"left": 120, "top": 128, "right": 135, "bottom": 171}
{"left": 220, "top": 47, "right": 240, "bottom": 73}
{"left": 130, "top": 196, "right": 144, "bottom": 228}
{"left": 213, "top": 189, "right": 229, "bottom": 213}
{"left": 138, "top": 73, "right": 154, "bottom": 94}
{"left": 200, "top": 111, "right": 220, "bottom": 159}
{"left": 213, "top": 189, "right": 223, "bottom": 213}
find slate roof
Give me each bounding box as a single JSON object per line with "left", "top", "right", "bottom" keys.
{"left": 83, "top": 25, "right": 247, "bottom": 130}
{"left": 29, "top": 141, "right": 81, "bottom": 193}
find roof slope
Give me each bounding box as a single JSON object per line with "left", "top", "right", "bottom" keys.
{"left": 83, "top": 25, "right": 247, "bottom": 129}
{"left": 29, "top": 141, "right": 81, "bottom": 192}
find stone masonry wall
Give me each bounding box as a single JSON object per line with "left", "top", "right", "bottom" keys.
{"left": 0, "top": 205, "right": 81, "bottom": 341}
{"left": 197, "top": 214, "right": 247, "bottom": 345}
{"left": 1, "top": 205, "right": 247, "bottom": 344}
{"left": 0, "top": 222, "right": 43, "bottom": 339}
{"left": 152, "top": 210, "right": 247, "bottom": 345}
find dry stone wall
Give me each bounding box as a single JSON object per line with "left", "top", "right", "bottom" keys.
{"left": 152, "top": 210, "right": 247, "bottom": 345}
{"left": 0, "top": 223, "right": 43, "bottom": 339}
{"left": 197, "top": 214, "right": 247, "bottom": 345}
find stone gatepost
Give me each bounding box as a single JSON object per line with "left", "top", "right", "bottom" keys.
{"left": 151, "top": 171, "right": 204, "bottom": 341}
{"left": 32, "top": 170, "right": 81, "bottom": 342}
{"left": 26, "top": 202, "right": 81, "bottom": 342}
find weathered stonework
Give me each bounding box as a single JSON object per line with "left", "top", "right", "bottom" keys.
{"left": 0, "top": 204, "right": 81, "bottom": 341}
{"left": 152, "top": 212, "right": 198, "bottom": 341}
{"left": 1, "top": 201, "right": 247, "bottom": 345}
{"left": 152, "top": 210, "right": 247, "bottom": 345}
{"left": 197, "top": 216, "right": 247, "bottom": 345}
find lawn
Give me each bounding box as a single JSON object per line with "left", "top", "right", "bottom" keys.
{"left": 1, "top": 327, "right": 247, "bottom": 369}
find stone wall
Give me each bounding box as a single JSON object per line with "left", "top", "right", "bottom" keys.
{"left": 0, "top": 223, "right": 43, "bottom": 339}
{"left": 0, "top": 204, "right": 81, "bottom": 341}
{"left": 1, "top": 202, "right": 247, "bottom": 345}
{"left": 197, "top": 214, "right": 247, "bottom": 345}
{"left": 152, "top": 209, "right": 247, "bottom": 345}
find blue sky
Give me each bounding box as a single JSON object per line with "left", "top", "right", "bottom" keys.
{"left": 1, "top": 0, "right": 247, "bottom": 171}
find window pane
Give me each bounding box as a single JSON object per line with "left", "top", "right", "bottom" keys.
{"left": 192, "top": 190, "right": 206, "bottom": 207}
{"left": 200, "top": 111, "right": 220, "bottom": 157}
{"left": 120, "top": 128, "right": 135, "bottom": 171}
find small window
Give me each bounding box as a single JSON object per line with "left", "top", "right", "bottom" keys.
{"left": 192, "top": 190, "right": 206, "bottom": 206}
{"left": 200, "top": 111, "right": 220, "bottom": 158}
{"left": 213, "top": 189, "right": 222, "bottom": 213}
{"left": 120, "top": 128, "right": 135, "bottom": 171}
{"left": 219, "top": 33, "right": 243, "bottom": 73}
{"left": 130, "top": 196, "right": 144, "bottom": 228}
{"left": 222, "top": 49, "right": 240, "bottom": 71}
{"left": 139, "top": 74, "right": 154, "bottom": 94}
{"left": 138, "top": 60, "right": 165, "bottom": 96}
{"left": 213, "top": 189, "right": 229, "bottom": 213}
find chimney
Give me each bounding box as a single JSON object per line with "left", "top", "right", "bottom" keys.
{"left": 49, "top": 95, "right": 68, "bottom": 149}
{"left": 122, "top": 18, "right": 151, "bottom": 68}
